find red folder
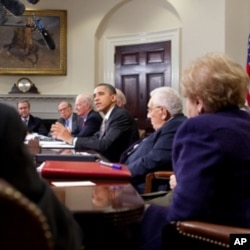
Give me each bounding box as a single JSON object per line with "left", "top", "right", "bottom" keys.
{"left": 41, "top": 161, "right": 131, "bottom": 180}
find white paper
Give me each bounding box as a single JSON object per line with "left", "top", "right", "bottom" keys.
{"left": 75, "top": 152, "right": 93, "bottom": 156}
{"left": 36, "top": 162, "right": 45, "bottom": 173}
{"left": 39, "top": 141, "right": 74, "bottom": 149}
{"left": 25, "top": 133, "right": 38, "bottom": 141}
{"left": 51, "top": 181, "right": 96, "bottom": 187}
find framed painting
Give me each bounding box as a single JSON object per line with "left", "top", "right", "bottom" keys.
{"left": 0, "top": 9, "right": 67, "bottom": 75}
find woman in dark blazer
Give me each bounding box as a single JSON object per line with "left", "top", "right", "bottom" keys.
{"left": 135, "top": 53, "right": 250, "bottom": 250}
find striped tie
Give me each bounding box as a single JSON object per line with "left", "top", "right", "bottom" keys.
{"left": 23, "top": 118, "right": 28, "bottom": 126}
{"left": 99, "top": 119, "right": 107, "bottom": 138}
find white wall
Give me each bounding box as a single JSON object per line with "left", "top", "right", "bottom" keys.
{"left": 0, "top": 0, "right": 249, "bottom": 96}
{"left": 225, "top": 0, "right": 250, "bottom": 63}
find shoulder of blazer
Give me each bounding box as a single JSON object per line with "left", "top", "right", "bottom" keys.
{"left": 29, "top": 114, "right": 41, "bottom": 122}
{"left": 169, "top": 113, "right": 187, "bottom": 124}
{"left": 159, "top": 114, "right": 187, "bottom": 131}
{"left": 72, "top": 113, "right": 78, "bottom": 119}
{"left": 86, "top": 110, "right": 102, "bottom": 120}
{"left": 29, "top": 114, "right": 35, "bottom": 120}
{"left": 110, "top": 105, "right": 131, "bottom": 117}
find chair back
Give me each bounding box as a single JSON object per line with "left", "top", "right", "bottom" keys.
{"left": 163, "top": 220, "right": 250, "bottom": 249}
{"left": 0, "top": 179, "right": 54, "bottom": 250}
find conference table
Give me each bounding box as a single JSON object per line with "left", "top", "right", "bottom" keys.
{"left": 51, "top": 182, "right": 145, "bottom": 250}
{"left": 26, "top": 138, "right": 109, "bottom": 165}
{"left": 27, "top": 139, "right": 145, "bottom": 250}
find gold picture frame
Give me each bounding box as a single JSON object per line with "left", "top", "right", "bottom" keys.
{"left": 0, "top": 9, "right": 67, "bottom": 75}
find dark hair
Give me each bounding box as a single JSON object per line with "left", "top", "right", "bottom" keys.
{"left": 96, "top": 83, "right": 117, "bottom": 95}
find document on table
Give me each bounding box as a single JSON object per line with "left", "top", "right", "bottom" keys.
{"left": 39, "top": 140, "right": 74, "bottom": 149}
{"left": 51, "top": 181, "right": 96, "bottom": 187}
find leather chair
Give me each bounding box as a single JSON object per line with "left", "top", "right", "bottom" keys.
{"left": 163, "top": 220, "right": 250, "bottom": 249}
{"left": 144, "top": 171, "right": 173, "bottom": 194}
{"left": 143, "top": 171, "right": 250, "bottom": 249}
{"left": 0, "top": 178, "right": 54, "bottom": 250}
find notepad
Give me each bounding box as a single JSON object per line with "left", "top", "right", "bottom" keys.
{"left": 40, "top": 161, "right": 131, "bottom": 180}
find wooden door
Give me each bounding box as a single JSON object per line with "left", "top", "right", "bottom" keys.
{"left": 115, "top": 41, "right": 171, "bottom": 133}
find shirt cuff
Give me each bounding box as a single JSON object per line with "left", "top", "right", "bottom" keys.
{"left": 72, "top": 137, "right": 77, "bottom": 146}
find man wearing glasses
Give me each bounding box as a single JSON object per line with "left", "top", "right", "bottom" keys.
{"left": 55, "top": 94, "right": 102, "bottom": 138}
{"left": 120, "top": 87, "right": 187, "bottom": 194}
{"left": 57, "top": 101, "right": 78, "bottom": 132}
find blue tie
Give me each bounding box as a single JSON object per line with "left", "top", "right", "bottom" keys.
{"left": 65, "top": 119, "right": 69, "bottom": 128}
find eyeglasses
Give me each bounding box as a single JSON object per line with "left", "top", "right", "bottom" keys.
{"left": 58, "top": 106, "right": 70, "bottom": 112}
{"left": 147, "top": 106, "right": 162, "bottom": 113}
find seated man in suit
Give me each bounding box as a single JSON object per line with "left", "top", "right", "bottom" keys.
{"left": 17, "top": 99, "right": 48, "bottom": 136}
{"left": 120, "top": 87, "right": 187, "bottom": 194}
{"left": 56, "top": 95, "right": 102, "bottom": 138}
{"left": 51, "top": 83, "right": 139, "bottom": 162}
{"left": 57, "top": 101, "right": 78, "bottom": 132}
{"left": 71, "top": 93, "right": 103, "bottom": 137}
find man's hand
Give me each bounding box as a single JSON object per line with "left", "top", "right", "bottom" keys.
{"left": 50, "top": 122, "right": 73, "bottom": 144}
{"left": 169, "top": 174, "right": 177, "bottom": 190}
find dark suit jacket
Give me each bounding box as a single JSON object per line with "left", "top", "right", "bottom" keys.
{"left": 26, "top": 114, "right": 48, "bottom": 136}
{"left": 0, "top": 103, "right": 83, "bottom": 250}
{"left": 122, "top": 113, "right": 187, "bottom": 193}
{"left": 71, "top": 110, "right": 102, "bottom": 137}
{"left": 57, "top": 112, "right": 79, "bottom": 132}
{"left": 75, "top": 105, "right": 139, "bottom": 162}
{"left": 137, "top": 107, "right": 250, "bottom": 250}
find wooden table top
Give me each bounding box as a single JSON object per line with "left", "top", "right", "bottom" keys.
{"left": 51, "top": 182, "right": 144, "bottom": 225}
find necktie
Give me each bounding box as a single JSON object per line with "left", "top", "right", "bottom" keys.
{"left": 99, "top": 119, "right": 107, "bottom": 138}
{"left": 65, "top": 119, "right": 69, "bottom": 128}
{"left": 82, "top": 117, "right": 86, "bottom": 128}
{"left": 23, "top": 118, "right": 28, "bottom": 126}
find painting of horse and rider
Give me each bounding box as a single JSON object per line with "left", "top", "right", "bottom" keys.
{"left": 0, "top": 10, "right": 66, "bottom": 75}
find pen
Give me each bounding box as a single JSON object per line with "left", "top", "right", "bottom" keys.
{"left": 99, "top": 160, "right": 122, "bottom": 170}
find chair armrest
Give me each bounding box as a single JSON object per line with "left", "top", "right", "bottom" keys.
{"left": 154, "top": 171, "right": 173, "bottom": 179}
{"left": 144, "top": 171, "right": 173, "bottom": 194}
{"left": 176, "top": 220, "right": 250, "bottom": 248}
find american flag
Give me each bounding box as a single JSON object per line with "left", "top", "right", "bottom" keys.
{"left": 246, "top": 34, "right": 250, "bottom": 107}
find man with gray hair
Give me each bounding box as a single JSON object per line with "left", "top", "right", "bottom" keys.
{"left": 53, "top": 93, "right": 102, "bottom": 138}
{"left": 116, "top": 88, "right": 127, "bottom": 107}
{"left": 120, "top": 86, "right": 187, "bottom": 194}
{"left": 57, "top": 101, "right": 78, "bottom": 132}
